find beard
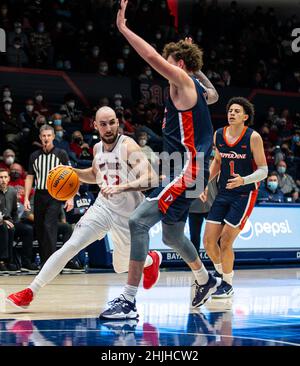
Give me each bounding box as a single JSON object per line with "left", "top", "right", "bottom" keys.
{"left": 101, "top": 132, "right": 119, "bottom": 144}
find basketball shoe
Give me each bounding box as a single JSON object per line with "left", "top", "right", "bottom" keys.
{"left": 143, "top": 251, "right": 162, "bottom": 290}
{"left": 212, "top": 281, "right": 234, "bottom": 298}
{"left": 99, "top": 295, "right": 138, "bottom": 319}
{"left": 192, "top": 273, "right": 222, "bottom": 308}
{"left": 6, "top": 288, "right": 33, "bottom": 310}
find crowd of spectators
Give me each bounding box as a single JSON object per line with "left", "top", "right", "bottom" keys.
{"left": 0, "top": 0, "right": 299, "bottom": 92}
{"left": 0, "top": 0, "right": 300, "bottom": 274}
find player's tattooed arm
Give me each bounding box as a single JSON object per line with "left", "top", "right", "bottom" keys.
{"left": 184, "top": 37, "right": 219, "bottom": 105}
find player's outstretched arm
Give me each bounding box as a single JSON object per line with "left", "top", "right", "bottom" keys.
{"left": 116, "top": 0, "right": 190, "bottom": 87}
{"left": 73, "top": 167, "right": 96, "bottom": 184}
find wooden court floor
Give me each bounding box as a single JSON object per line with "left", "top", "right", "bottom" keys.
{"left": 0, "top": 268, "right": 300, "bottom": 346}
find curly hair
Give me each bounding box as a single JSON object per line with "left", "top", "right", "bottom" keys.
{"left": 162, "top": 40, "right": 203, "bottom": 72}
{"left": 226, "top": 97, "right": 255, "bottom": 125}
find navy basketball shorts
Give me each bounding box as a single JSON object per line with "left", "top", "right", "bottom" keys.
{"left": 206, "top": 190, "right": 258, "bottom": 230}
{"left": 146, "top": 173, "right": 209, "bottom": 224}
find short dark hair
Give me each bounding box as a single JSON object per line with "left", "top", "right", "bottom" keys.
{"left": 268, "top": 171, "right": 279, "bottom": 179}
{"left": 226, "top": 97, "right": 255, "bottom": 125}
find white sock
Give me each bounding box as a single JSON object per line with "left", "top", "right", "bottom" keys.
{"left": 144, "top": 254, "right": 153, "bottom": 268}
{"left": 223, "top": 271, "right": 234, "bottom": 286}
{"left": 122, "top": 284, "right": 138, "bottom": 303}
{"left": 193, "top": 265, "right": 209, "bottom": 285}
{"left": 29, "top": 278, "right": 43, "bottom": 296}
{"left": 214, "top": 263, "right": 223, "bottom": 275}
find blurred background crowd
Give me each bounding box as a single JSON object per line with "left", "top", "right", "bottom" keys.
{"left": 0, "top": 0, "right": 299, "bottom": 274}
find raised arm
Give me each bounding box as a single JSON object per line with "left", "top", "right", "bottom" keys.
{"left": 116, "top": 0, "right": 190, "bottom": 87}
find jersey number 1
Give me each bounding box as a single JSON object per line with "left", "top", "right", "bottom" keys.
{"left": 229, "top": 160, "right": 235, "bottom": 176}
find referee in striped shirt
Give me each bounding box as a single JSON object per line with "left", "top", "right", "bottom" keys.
{"left": 24, "top": 125, "right": 74, "bottom": 265}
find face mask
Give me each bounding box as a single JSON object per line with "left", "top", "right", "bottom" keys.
{"left": 10, "top": 171, "right": 20, "bottom": 181}
{"left": 3, "top": 90, "right": 11, "bottom": 98}
{"left": 14, "top": 44, "right": 21, "bottom": 49}
{"left": 15, "top": 27, "right": 22, "bottom": 34}
{"left": 117, "top": 63, "right": 125, "bottom": 71}
{"left": 26, "top": 105, "right": 34, "bottom": 112}
{"left": 210, "top": 150, "right": 216, "bottom": 158}
{"left": 38, "top": 26, "right": 45, "bottom": 33}
{"left": 36, "top": 95, "right": 43, "bottom": 102}
{"left": 67, "top": 101, "right": 75, "bottom": 108}
{"left": 64, "top": 61, "right": 71, "bottom": 70}
{"left": 56, "top": 131, "right": 63, "bottom": 139}
{"left": 100, "top": 66, "right": 108, "bottom": 73}
{"left": 145, "top": 70, "right": 152, "bottom": 77}
{"left": 93, "top": 50, "right": 99, "bottom": 57}
{"left": 123, "top": 48, "right": 130, "bottom": 56}
{"left": 87, "top": 25, "right": 93, "bottom": 32}
{"left": 139, "top": 139, "right": 147, "bottom": 147}
{"left": 54, "top": 119, "right": 62, "bottom": 126}
{"left": 156, "top": 33, "right": 162, "bottom": 40}
{"left": 5, "top": 156, "right": 14, "bottom": 166}
{"left": 4, "top": 103, "right": 12, "bottom": 111}
{"left": 74, "top": 137, "right": 82, "bottom": 144}
{"left": 277, "top": 166, "right": 286, "bottom": 174}
{"left": 56, "top": 61, "right": 63, "bottom": 69}
{"left": 115, "top": 99, "right": 122, "bottom": 107}
{"left": 293, "top": 136, "right": 300, "bottom": 143}
{"left": 267, "top": 181, "right": 278, "bottom": 191}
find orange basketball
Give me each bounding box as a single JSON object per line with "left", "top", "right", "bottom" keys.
{"left": 47, "top": 166, "right": 80, "bottom": 201}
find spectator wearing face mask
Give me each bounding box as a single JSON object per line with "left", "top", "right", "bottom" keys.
{"left": 0, "top": 149, "right": 16, "bottom": 171}
{"left": 34, "top": 90, "right": 51, "bottom": 117}
{"left": 137, "top": 132, "right": 159, "bottom": 167}
{"left": 98, "top": 61, "right": 109, "bottom": 76}
{"left": 0, "top": 101, "right": 23, "bottom": 152}
{"left": 276, "top": 161, "right": 299, "bottom": 202}
{"left": 19, "top": 99, "right": 38, "bottom": 132}
{"left": 2, "top": 86, "right": 12, "bottom": 103}
{"left": 60, "top": 94, "right": 82, "bottom": 125}
{"left": 115, "top": 58, "right": 128, "bottom": 76}
{"left": 139, "top": 65, "right": 153, "bottom": 81}
{"left": 8, "top": 22, "right": 29, "bottom": 49}
{"left": 9, "top": 163, "right": 26, "bottom": 188}
{"left": 291, "top": 131, "right": 300, "bottom": 158}
{"left": 29, "top": 22, "right": 53, "bottom": 68}
{"left": 113, "top": 93, "right": 123, "bottom": 109}
{"left": 53, "top": 125, "right": 74, "bottom": 163}
{"left": 6, "top": 37, "right": 29, "bottom": 67}
{"left": 70, "top": 131, "right": 93, "bottom": 160}
{"left": 84, "top": 45, "right": 101, "bottom": 73}
{"left": 258, "top": 172, "right": 285, "bottom": 203}
{"left": 29, "top": 115, "right": 47, "bottom": 152}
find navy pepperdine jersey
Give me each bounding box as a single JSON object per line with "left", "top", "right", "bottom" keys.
{"left": 216, "top": 126, "right": 258, "bottom": 193}
{"left": 162, "top": 76, "right": 213, "bottom": 180}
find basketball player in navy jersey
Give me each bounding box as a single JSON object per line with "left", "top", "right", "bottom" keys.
{"left": 100, "top": 0, "right": 221, "bottom": 319}
{"left": 202, "top": 97, "right": 268, "bottom": 297}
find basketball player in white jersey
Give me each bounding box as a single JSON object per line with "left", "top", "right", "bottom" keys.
{"left": 6, "top": 107, "right": 162, "bottom": 310}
